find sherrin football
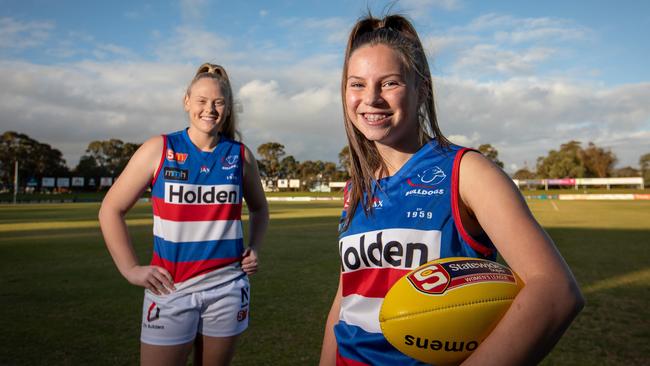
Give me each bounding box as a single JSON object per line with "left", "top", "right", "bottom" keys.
{"left": 379, "top": 257, "right": 524, "bottom": 366}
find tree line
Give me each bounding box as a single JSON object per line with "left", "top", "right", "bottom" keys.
{"left": 1, "top": 131, "right": 649, "bottom": 189}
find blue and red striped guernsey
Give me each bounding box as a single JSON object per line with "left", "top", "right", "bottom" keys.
{"left": 335, "top": 141, "right": 497, "bottom": 366}
{"left": 150, "top": 129, "right": 244, "bottom": 285}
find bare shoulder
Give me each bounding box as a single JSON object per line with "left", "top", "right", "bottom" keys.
{"left": 138, "top": 135, "right": 164, "bottom": 158}
{"left": 240, "top": 143, "right": 257, "bottom": 163}
{"left": 458, "top": 150, "right": 521, "bottom": 210}
{"left": 459, "top": 150, "right": 511, "bottom": 187}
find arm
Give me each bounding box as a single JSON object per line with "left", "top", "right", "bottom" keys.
{"left": 98, "top": 136, "right": 174, "bottom": 295}
{"left": 458, "top": 152, "right": 584, "bottom": 366}
{"left": 319, "top": 275, "right": 342, "bottom": 366}
{"left": 240, "top": 145, "right": 269, "bottom": 275}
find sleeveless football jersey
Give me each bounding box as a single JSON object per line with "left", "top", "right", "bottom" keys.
{"left": 150, "top": 129, "right": 245, "bottom": 289}
{"left": 335, "top": 141, "right": 496, "bottom": 366}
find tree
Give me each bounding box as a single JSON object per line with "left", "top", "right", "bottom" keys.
{"left": 536, "top": 141, "right": 586, "bottom": 178}
{"left": 477, "top": 144, "right": 504, "bottom": 169}
{"left": 613, "top": 166, "right": 640, "bottom": 177}
{"left": 640, "top": 153, "right": 650, "bottom": 184}
{"left": 338, "top": 145, "right": 351, "bottom": 173}
{"left": 256, "top": 142, "right": 285, "bottom": 181}
{"left": 298, "top": 160, "right": 322, "bottom": 189}
{"left": 75, "top": 139, "right": 140, "bottom": 178}
{"left": 512, "top": 168, "right": 536, "bottom": 180}
{"left": 0, "top": 131, "right": 69, "bottom": 187}
{"left": 321, "top": 162, "right": 338, "bottom": 182}
{"left": 279, "top": 155, "right": 299, "bottom": 178}
{"left": 579, "top": 142, "right": 617, "bottom": 178}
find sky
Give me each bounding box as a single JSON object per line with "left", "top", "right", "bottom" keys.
{"left": 1, "top": 0, "right": 649, "bottom": 173}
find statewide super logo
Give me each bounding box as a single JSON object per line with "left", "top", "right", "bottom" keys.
{"left": 407, "top": 259, "right": 516, "bottom": 295}
{"left": 222, "top": 154, "right": 239, "bottom": 170}
{"left": 405, "top": 167, "right": 446, "bottom": 197}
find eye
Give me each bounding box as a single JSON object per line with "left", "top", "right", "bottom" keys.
{"left": 215, "top": 100, "right": 225, "bottom": 106}
{"left": 382, "top": 80, "right": 400, "bottom": 88}
{"left": 349, "top": 81, "right": 364, "bottom": 89}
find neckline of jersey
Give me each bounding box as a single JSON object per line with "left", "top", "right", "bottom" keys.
{"left": 182, "top": 128, "right": 224, "bottom": 158}
{"left": 377, "top": 140, "right": 439, "bottom": 185}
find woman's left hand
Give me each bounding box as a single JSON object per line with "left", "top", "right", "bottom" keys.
{"left": 241, "top": 247, "right": 259, "bottom": 275}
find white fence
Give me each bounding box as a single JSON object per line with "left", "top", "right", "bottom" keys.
{"left": 513, "top": 177, "right": 644, "bottom": 190}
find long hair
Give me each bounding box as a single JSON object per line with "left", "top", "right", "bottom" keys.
{"left": 341, "top": 14, "right": 450, "bottom": 231}
{"left": 185, "top": 63, "right": 239, "bottom": 140}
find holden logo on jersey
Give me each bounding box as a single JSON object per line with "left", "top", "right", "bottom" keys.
{"left": 200, "top": 165, "right": 210, "bottom": 174}
{"left": 166, "top": 149, "right": 188, "bottom": 164}
{"left": 222, "top": 155, "right": 239, "bottom": 170}
{"left": 165, "top": 183, "right": 240, "bottom": 204}
{"left": 339, "top": 228, "right": 441, "bottom": 272}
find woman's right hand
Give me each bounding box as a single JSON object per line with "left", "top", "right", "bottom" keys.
{"left": 125, "top": 265, "right": 176, "bottom": 295}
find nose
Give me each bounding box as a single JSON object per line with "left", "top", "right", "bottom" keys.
{"left": 363, "top": 84, "right": 384, "bottom": 106}
{"left": 205, "top": 102, "right": 217, "bottom": 114}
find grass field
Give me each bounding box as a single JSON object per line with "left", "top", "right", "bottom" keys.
{"left": 0, "top": 199, "right": 648, "bottom": 365}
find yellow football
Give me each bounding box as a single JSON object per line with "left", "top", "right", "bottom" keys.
{"left": 379, "top": 257, "right": 524, "bottom": 366}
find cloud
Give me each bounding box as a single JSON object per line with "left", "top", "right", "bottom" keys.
{"left": 236, "top": 78, "right": 346, "bottom": 161}
{"left": 435, "top": 77, "right": 650, "bottom": 170}
{"left": 154, "top": 26, "right": 239, "bottom": 63}
{"left": 278, "top": 16, "right": 349, "bottom": 45}
{"left": 179, "top": 0, "right": 210, "bottom": 22}
{"left": 452, "top": 44, "right": 556, "bottom": 77}
{"left": 0, "top": 17, "right": 55, "bottom": 50}
{"left": 400, "top": 0, "right": 463, "bottom": 13}
{"left": 467, "top": 13, "right": 590, "bottom": 43}
{"left": 0, "top": 10, "right": 647, "bottom": 175}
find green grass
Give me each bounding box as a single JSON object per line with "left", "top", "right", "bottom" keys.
{"left": 0, "top": 200, "right": 648, "bottom": 365}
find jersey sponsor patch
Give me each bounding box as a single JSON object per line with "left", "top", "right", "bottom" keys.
{"left": 163, "top": 167, "right": 189, "bottom": 181}
{"left": 339, "top": 228, "right": 441, "bottom": 272}
{"left": 164, "top": 182, "right": 240, "bottom": 204}
{"left": 166, "top": 149, "right": 188, "bottom": 164}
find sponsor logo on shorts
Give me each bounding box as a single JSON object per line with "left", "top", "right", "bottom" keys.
{"left": 407, "top": 259, "right": 516, "bottom": 295}
{"left": 163, "top": 167, "right": 189, "bottom": 181}
{"left": 147, "top": 302, "right": 160, "bottom": 322}
{"left": 237, "top": 309, "right": 248, "bottom": 322}
{"left": 166, "top": 149, "right": 188, "bottom": 164}
{"left": 238, "top": 286, "right": 250, "bottom": 321}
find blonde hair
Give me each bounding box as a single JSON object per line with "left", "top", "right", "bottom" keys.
{"left": 186, "top": 63, "right": 239, "bottom": 140}
{"left": 341, "top": 14, "right": 450, "bottom": 230}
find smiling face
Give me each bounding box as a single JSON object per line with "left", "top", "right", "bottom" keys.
{"left": 184, "top": 77, "right": 228, "bottom": 135}
{"left": 345, "top": 44, "right": 420, "bottom": 150}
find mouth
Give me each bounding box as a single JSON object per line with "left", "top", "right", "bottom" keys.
{"left": 200, "top": 115, "right": 218, "bottom": 123}
{"left": 361, "top": 112, "right": 391, "bottom": 125}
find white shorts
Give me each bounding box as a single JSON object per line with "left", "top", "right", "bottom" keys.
{"left": 140, "top": 275, "right": 250, "bottom": 346}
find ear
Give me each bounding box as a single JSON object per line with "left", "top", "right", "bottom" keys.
{"left": 183, "top": 94, "right": 190, "bottom": 112}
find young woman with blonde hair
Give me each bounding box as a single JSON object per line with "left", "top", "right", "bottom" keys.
{"left": 100, "top": 63, "right": 268, "bottom": 366}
